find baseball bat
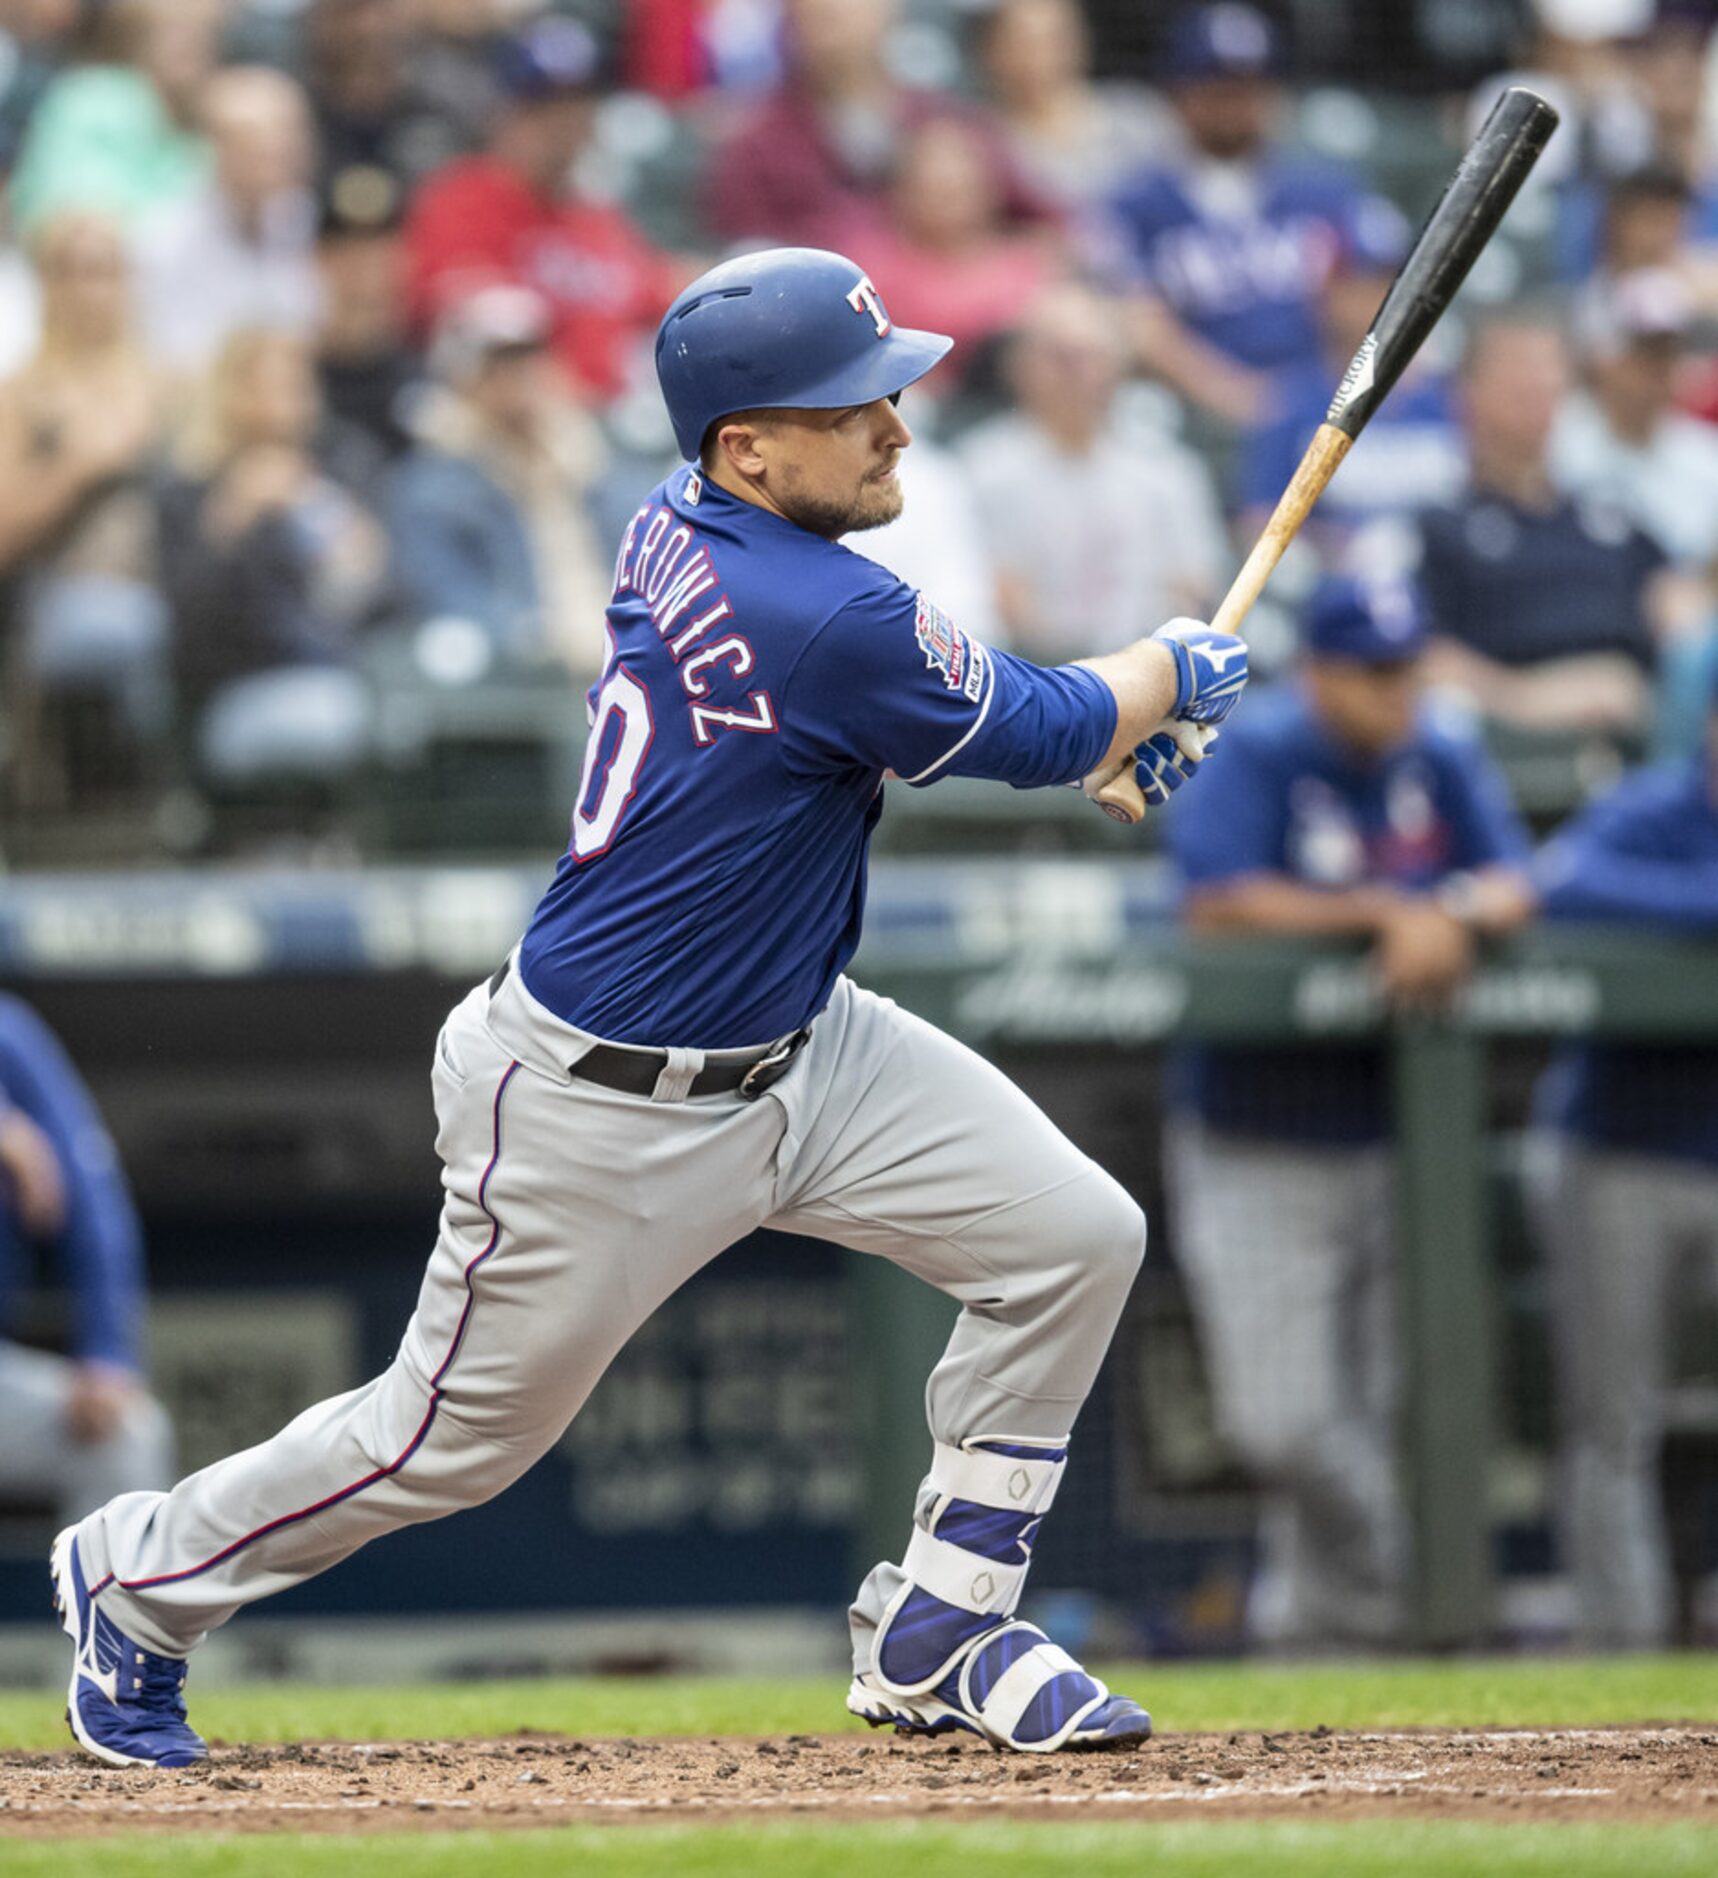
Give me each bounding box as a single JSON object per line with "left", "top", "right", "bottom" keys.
{"left": 1089, "top": 84, "right": 1560, "bottom": 824}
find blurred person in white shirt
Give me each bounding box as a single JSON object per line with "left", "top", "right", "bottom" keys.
{"left": 959, "top": 282, "right": 1226, "bottom": 660}
{"left": 133, "top": 65, "right": 322, "bottom": 371}
{"left": 1553, "top": 265, "right": 1718, "bottom": 570}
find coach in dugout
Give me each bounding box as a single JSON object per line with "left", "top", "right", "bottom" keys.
{"left": 1164, "top": 573, "right": 1535, "bottom": 1650}
{"left": 0, "top": 996, "right": 171, "bottom": 1528}
{"left": 1527, "top": 668, "right": 1718, "bottom": 1649}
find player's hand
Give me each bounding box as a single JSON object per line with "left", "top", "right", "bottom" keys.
{"left": 0, "top": 1106, "right": 67, "bottom": 1237}
{"left": 65, "top": 1362, "right": 142, "bottom": 1445}
{"left": 1374, "top": 899, "right": 1474, "bottom": 1010}
{"left": 1133, "top": 720, "right": 1217, "bottom": 809}
{"left": 1153, "top": 618, "right": 1249, "bottom": 725}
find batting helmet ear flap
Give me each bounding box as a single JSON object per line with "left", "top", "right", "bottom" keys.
{"left": 654, "top": 247, "right": 953, "bottom": 461}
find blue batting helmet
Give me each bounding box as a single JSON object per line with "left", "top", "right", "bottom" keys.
{"left": 654, "top": 247, "right": 953, "bottom": 462}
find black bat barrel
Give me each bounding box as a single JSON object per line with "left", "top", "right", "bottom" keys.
{"left": 1325, "top": 86, "right": 1560, "bottom": 439}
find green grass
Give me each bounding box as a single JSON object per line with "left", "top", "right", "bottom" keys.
{"left": 3, "top": 1654, "right": 1715, "bottom": 1751}
{"left": 4, "top": 1822, "right": 1718, "bottom": 1878}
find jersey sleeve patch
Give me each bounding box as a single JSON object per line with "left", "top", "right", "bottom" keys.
{"left": 914, "top": 592, "right": 987, "bottom": 704}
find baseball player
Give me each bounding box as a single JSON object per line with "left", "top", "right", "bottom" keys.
{"left": 1164, "top": 575, "right": 1533, "bottom": 1648}
{"left": 0, "top": 997, "right": 172, "bottom": 1528}
{"left": 1528, "top": 675, "right": 1718, "bottom": 1647}
{"left": 51, "top": 247, "right": 1248, "bottom": 1767}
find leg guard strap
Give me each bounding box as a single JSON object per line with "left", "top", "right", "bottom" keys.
{"left": 928, "top": 1438, "right": 1066, "bottom": 1519}
{"left": 901, "top": 1526, "right": 1025, "bottom": 1618}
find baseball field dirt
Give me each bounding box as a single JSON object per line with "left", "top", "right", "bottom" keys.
{"left": 3, "top": 1722, "right": 1716, "bottom": 1839}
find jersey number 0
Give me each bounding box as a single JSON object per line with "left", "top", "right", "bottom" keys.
{"left": 571, "top": 670, "right": 654, "bottom": 860}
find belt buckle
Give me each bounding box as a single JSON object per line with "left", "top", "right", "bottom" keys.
{"left": 738, "top": 1029, "right": 807, "bottom": 1100}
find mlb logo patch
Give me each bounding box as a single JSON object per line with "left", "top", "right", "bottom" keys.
{"left": 914, "top": 593, "right": 986, "bottom": 703}
{"left": 684, "top": 471, "right": 703, "bottom": 506}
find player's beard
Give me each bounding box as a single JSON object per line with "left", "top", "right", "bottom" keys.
{"left": 777, "top": 466, "right": 905, "bottom": 539}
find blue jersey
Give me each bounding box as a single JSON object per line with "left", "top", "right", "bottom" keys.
{"left": 519, "top": 466, "right": 1117, "bottom": 1048}
{"left": 1166, "top": 683, "right": 1529, "bottom": 1144}
{"left": 1534, "top": 760, "right": 1718, "bottom": 1167}
{"left": 1104, "top": 156, "right": 1363, "bottom": 373}
{"left": 0, "top": 997, "right": 147, "bottom": 1368}
{"left": 1242, "top": 360, "right": 1464, "bottom": 528}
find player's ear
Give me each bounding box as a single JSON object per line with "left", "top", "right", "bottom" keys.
{"left": 714, "top": 416, "right": 771, "bottom": 479}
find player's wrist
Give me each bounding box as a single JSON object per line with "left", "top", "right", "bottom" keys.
{"left": 1141, "top": 637, "right": 1189, "bottom": 719}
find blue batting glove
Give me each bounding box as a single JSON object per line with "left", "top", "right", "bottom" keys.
{"left": 1153, "top": 617, "right": 1250, "bottom": 725}
{"left": 1134, "top": 721, "right": 1218, "bottom": 809}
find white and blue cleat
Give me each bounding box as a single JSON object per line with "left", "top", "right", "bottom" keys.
{"left": 847, "top": 1618, "right": 1152, "bottom": 1753}
{"left": 51, "top": 1527, "right": 207, "bottom": 1769}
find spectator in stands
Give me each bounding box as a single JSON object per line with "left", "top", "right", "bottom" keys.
{"left": 159, "top": 327, "right": 389, "bottom": 790}
{"left": 1555, "top": 268, "right": 1718, "bottom": 572}
{"left": 315, "top": 167, "right": 422, "bottom": 462}
{"left": 305, "top": 0, "right": 472, "bottom": 197}
{"left": 1560, "top": 165, "right": 1699, "bottom": 344}
{"left": 960, "top": 284, "right": 1225, "bottom": 659}
{"left": 1165, "top": 572, "right": 1535, "bottom": 1650}
{"left": 1102, "top": 3, "right": 1366, "bottom": 426}
{"left": 388, "top": 284, "right": 611, "bottom": 678}
{"left": 0, "top": 995, "right": 173, "bottom": 1526}
{"left": 1528, "top": 667, "right": 1718, "bottom": 1646}
{"left": 133, "top": 65, "right": 321, "bottom": 372}
{"left": 406, "top": 16, "right": 677, "bottom": 406}
{"left": 8, "top": 0, "right": 222, "bottom": 236}
{"left": 0, "top": 211, "right": 176, "bottom": 800}
{"left": 1415, "top": 309, "right": 1667, "bottom": 735}
{"left": 834, "top": 114, "right": 1061, "bottom": 397}
{"left": 706, "top": 0, "right": 905, "bottom": 249}
{"left": 707, "top": 0, "right": 1041, "bottom": 251}
{"left": 1241, "top": 196, "right": 1465, "bottom": 551}
{"left": 974, "top": 0, "right": 1169, "bottom": 217}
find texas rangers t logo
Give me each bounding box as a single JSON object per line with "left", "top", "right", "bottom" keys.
{"left": 846, "top": 275, "right": 891, "bottom": 338}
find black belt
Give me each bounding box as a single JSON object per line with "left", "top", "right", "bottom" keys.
{"left": 488, "top": 956, "right": 808, "bottom": 1100}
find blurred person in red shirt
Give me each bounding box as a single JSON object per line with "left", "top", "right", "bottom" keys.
{"left": 707, "top": 0, "right": 1044, "bottom": 251}
{"left": 406, "top": 16, "right": 678, "bottom": 405}
{"left": 834, "top": 114, "right": 1062, "bottom": 401}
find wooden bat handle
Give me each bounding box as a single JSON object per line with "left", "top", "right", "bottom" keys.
{"left": 1087, "top": 422, "right": 1356, "bottom": 825}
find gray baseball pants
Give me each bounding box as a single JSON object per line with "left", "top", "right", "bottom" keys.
{"left": 1525, "top": 1134, "right": 1718, "bottom": 1648}
{"left": 1166, "top": 1118, "right": 1407, "bottom": 1649}
{"left": 0, "top": 1342, "right": 173, "bottom": 1524}
{"left": 71, "top": 966, "right": 1145, "bottom": 1662}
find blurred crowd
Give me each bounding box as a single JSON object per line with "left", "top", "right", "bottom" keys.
{"left": 3, "top": 0, "right": 1718, "bottom": 847}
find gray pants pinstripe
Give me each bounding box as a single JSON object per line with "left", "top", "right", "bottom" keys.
{"left": 1166, "top": 1118, "right": 1408, "bottom": 1649}
{"left": 1525, "top": 1135, "right": 1718, "bottom": 1648}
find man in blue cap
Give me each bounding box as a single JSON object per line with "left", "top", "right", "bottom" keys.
{"left": 1101, "top": 3, "right": 1369, "bottom": 427}
{"left": 52, "top": 246, "right": 1251, "bottom": 1764}
{"left": 1528, "top": 660, "right": 1718, "bottom": 1648}
{"left": 1164, "top": 571, "right": 1535, "bottom": 1648}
